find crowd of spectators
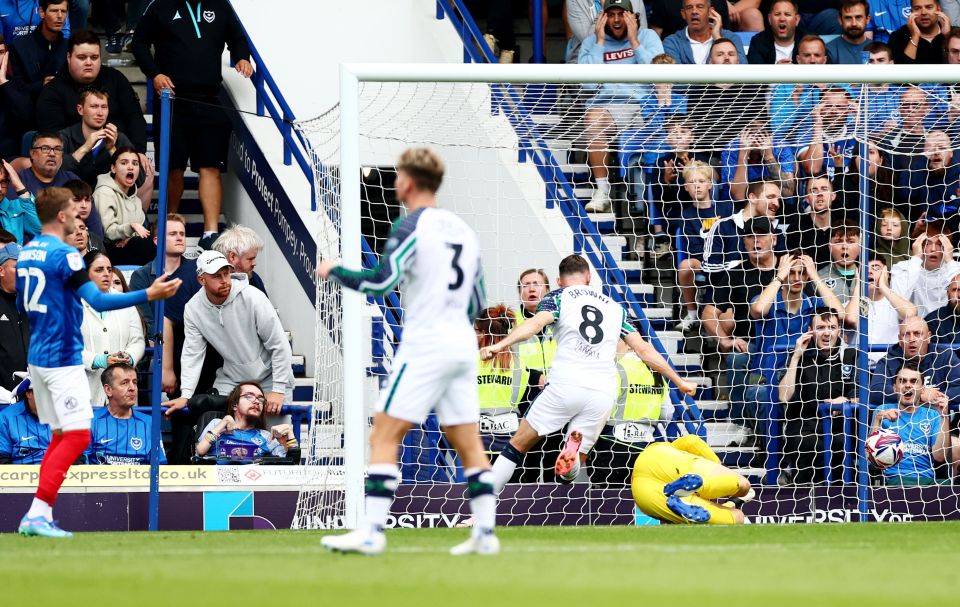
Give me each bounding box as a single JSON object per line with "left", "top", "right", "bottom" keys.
{"left": 0, "top": 2, "right": 297, "bottom": 467}
{"left": 560, "top": 0, "right": 960, "bottom": 484}
{"left": 4, "top": 0, "right": 960, "bottom": 485}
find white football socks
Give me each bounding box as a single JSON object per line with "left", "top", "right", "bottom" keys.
{"left": 27, "top": 497, "right": 53, "bottom": 521}
{"left": 490, "top": 456, "right": 518, "bottom": 493}
{"left": 464, "top": 468, "right": 496, "bottom": 538}
{"left": 364, "top": 463, "right": 399, "bottom": 535}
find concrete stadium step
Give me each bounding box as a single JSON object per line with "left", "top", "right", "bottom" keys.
{"left": 694, "top": 400, "right": 729, "bottom": 412}
{"left": 601, "top": 235, "right": 626, "bottom": 259}
{"left": 704, "top": 422, "right": 750, "bottom": 448}
{"left": 655, "top": 330, "right": 683, "bottom": 355}
{"left": 668, "top": 353, "right": 702, "bottom": 371}
{"left": 291, "top": 355, "right": 306, "bottom": 377}
{"left": 293, "top": 377, "right": 314, "bottom": 402}
{"left": 589, "top": 212, "right": 616, "bottom": 232}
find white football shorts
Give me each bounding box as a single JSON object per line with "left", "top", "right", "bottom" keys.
{"left": 28, "top": 364, "right": 94, "bottom": 431}
{"left": 524, "top": 382, "right": 615, "bottom": 453}
{"left": 377, "top": 350, "right": 479, "bottom": 427}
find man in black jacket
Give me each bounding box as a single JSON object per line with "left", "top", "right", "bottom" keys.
{"left": 0, "top": 231, "right": 29, "bottom": 392}
{"left": 8, "top": 0, "right": 69, "bottom": 116}
{"left": 36, "top": 30, "right": 147, "bottom": 152}
{"left": 132, "top": 0, "right": 253, "bottom": 250}
{"left": 748, "top": 0, "right": 807, "bottom": 64}
{"left": 777, "top": 307, "right": 858, "bottom": 483}
{"left": 888, "top": 0, "right": 950, "bottom": 63}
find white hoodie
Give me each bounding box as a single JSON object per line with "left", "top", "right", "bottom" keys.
{"left": 180, "top": 276, "right": 293, "bottom": 399}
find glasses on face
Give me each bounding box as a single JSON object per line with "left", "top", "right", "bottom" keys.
{"left": 32, "top": 145, "right": 64, "bottom": 154}
{"left": 240, "top": 392, "right": 266, "bottom": 405}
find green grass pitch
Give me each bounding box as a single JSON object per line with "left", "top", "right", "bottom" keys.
{"left": 2, "top": 523, "right": 958, "bottom": 606}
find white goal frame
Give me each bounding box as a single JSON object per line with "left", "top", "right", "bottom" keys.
{"left": 337, "top": 63, "right": 959, "bottom": 529}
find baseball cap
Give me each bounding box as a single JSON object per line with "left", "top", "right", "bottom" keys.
{"left": 603, "top": 0, "right": 630, "bottom": 10}
{"left": 13, "top": 371, "right": 31, "bottom": 399}
{"left": 196, "top": 250, "right": 233, "bottom": 276}
{"left": 0, "top": 242, "right": 21, "bottom": 265}
{"left": 743, "top": 216, "right": 776, "bottom": 235}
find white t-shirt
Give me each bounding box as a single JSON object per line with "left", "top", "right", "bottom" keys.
{"left": 891, "top": 257, "right": 960, "bottom": 318}
{"left": 686, "top": 29, "right": 713, "bottom": 64}
{"left": 774, "top": 42, "right": 795, "bottom": 63}
{"left": 537, "top": 285, "right": 636, "bottom": 394}
{"left": 868, "top": 297, "right": 901, "bottom": 363}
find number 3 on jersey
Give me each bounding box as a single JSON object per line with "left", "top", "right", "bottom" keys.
{"left": 17, "top": 267, "right": 48, "bottom": 313}
{"left": 579, "top": 304, "right": 604, "bottom": 344}
{"left": 446, "top": 243, "right": 464, "bottom": 290}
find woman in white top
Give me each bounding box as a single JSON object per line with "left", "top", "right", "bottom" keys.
{"left": 80, "top": 250, "right": 146, "bottom": 406}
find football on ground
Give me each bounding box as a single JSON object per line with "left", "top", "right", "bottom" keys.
{"left": 2, "top": 523, "right": 957, "bottom": 606}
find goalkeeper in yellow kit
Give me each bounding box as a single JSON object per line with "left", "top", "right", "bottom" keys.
{"left": 631, "top": 434, "right": 755, "bottom": 524}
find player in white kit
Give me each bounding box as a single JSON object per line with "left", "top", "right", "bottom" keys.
{"left": 481, "top": 255, "right": 697, "bottom": 487}
{"left": 316, "top": 148, "right": 497, "bottom": 556}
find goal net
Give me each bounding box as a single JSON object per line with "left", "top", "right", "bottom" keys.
{"left": 293, "top": 65, "right": 960, "bottom": 529}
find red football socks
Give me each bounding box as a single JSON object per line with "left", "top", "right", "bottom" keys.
{"left": 35, "top": 429, "right": 90, "bottom": 506}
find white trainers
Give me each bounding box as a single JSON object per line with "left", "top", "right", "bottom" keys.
{"left": 321, "top": 529, "right": 386, "bottom": 556}
{"left": 585, "top": 188, "right": 611, "bottom": 212}
{"left": 450, "top": 533, "right": 500, "bottom": 556}
{"left": 677, "top": 311, "right": 699, "bottom": 332}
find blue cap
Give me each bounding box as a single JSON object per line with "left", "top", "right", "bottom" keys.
{"left": 0, "top": 242, "right": 21, "bottom": 265}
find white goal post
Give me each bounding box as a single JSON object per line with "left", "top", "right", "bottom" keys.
{"left": 305, "top": 63, "right": 960, "bottom": 530}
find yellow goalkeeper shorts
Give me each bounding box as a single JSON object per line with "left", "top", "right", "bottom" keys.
{"left": 631, "top": 442, "right": 738, "bottom": 525}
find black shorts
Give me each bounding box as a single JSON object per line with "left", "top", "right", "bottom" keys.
{"left": 154, "top": 93, "right": 231, "bottom": 172}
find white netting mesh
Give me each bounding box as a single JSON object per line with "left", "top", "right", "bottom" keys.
{"left": 293, "top": 78, "right": 960, "bottom": 529}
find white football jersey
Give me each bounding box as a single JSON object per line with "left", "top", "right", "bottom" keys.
{"left": 330, "top": 207, "right": 484, "bottom": 355}
{"left": 537, "top": 285, "right": 635, "bottom": 394}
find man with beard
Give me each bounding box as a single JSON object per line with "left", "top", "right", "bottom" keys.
{"left": 889, "top": 0, "right": 951, "bottom": 62}
{"left": 786, "top": 176, "right": 841, "bottom": 266}
{"left": 795, "top": 86, "right": 858, "bottom": 179}
{"left": 924, "top": 271, "right": 960, "bottom": 343}
{"left": 892, "top": 228, "right": 960, "bottom": 317}
{"left": 663, "top": 0, "right": 746, "bottom": 64}
{"left": 777, "top": 308, "right": 858, "bottom": 483}
{"left": 16, "top": 132, "right": 79, "bottom": 195}
{"left": 579, "top": 0, "right": 664, "bottom": 213}
{"left": 748, "top": 0, "right": 808, "bottom": 64}
{"left": 164, "top": 250, "right": 293, "bottom": 417}
{"left": 826, "top": 0, "right": 873, "bottom": 63}
{"left": 870, "top": 315, "right": 960, "bottom": 404}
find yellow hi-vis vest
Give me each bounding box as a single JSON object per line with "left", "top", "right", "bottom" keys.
{"left": 477, "top": 352, "right": 527, "bottom": 415}
{"left": 611, "top": 353, "right": 669, "bottom": 423}
{"left": 513, "top": 309, "right": 558, "bottom": 375}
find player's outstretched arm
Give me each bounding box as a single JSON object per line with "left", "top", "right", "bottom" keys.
{"left": 77, "top": 273, "right": 182, "bottom": 312}
{"left": 480, "top": 311, "right": 554, "bottom": 361}
{"left": 623, "top": 332, "right": 696, "bottom": 396}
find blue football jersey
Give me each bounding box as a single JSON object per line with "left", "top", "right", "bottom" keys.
{"left": 0, "top": 402, "right": 51, "bottom": 464}
{"left": 15, "top": 234, "right": 89, "bottom": 368}
{"left": 212, "top": 426, "right": 285, "bottom": 463}
{"left": 87, "top": 407, "right": 167, "bottom": 465}
{"left": 876, "top": 404, "right": 941, "bottom": 480}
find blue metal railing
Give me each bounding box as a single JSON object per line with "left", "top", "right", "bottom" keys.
{"left": 436, "top": 0, "right": 704, "bottom": 436}
{"left": 235, "top": 20, "right": 406, "bottom": 346}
